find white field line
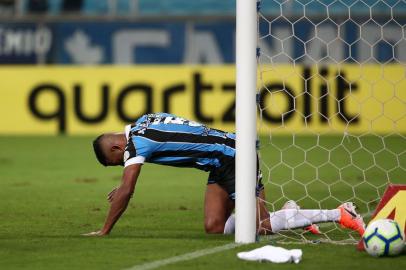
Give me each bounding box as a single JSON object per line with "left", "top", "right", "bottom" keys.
{"left": 125, "top": 234, "right": 285, "bottom": 270}
{"left": 124, "top": 213, "right": 367, "bottom": 270}
{"left": 124, "top": 242, "right": 241, "bottom": 270}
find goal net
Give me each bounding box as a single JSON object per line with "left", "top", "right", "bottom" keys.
{"left": 255, "top": 0, "right": 405, "bottom": 243}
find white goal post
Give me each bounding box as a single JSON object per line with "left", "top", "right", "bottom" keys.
{"left": 235, "top": 0, "right": 258, "bottom": 243}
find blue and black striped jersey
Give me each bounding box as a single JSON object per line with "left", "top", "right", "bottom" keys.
{"left": 123, "top": 113, "right": 235, "bottom": 171}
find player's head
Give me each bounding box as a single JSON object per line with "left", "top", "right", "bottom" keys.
{"left": 92, "top": 133, "right": 126, "bottom": 166}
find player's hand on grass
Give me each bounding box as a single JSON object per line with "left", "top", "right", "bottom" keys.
{"left": 107, "top": 187, "right": 118, "bottom": 203}
{"left": 82, "top": 230, "right": 108, "bottom": 237}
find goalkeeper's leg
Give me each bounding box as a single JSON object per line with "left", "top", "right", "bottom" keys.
{"left": 233, "top": 189, "right": 341, "bottom": 235}
{"left": 225, "top": 194, "right": 364, "bottom": 235}
{"left": 224, "top": 192, "right": 340, "bottom": 235}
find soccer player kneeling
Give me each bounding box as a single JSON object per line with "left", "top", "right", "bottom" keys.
{"left": 83, "top": 113, "right": 365, "bottom": 237}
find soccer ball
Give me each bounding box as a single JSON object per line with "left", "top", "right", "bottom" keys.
{"left": 363, "top": 218, "right": 405, "bottom": 257}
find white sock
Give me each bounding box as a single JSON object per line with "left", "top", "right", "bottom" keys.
{"left": 269, "top": 209, "right": 340, "bottom": 233}
{"left": 223, "top": 214, "right": 235, "bottom": 235}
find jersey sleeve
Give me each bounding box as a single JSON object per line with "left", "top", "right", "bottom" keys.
{"left": 123, "top": 136, "right": 153, "bottom": 167}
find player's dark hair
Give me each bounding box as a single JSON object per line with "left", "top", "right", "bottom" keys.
{"left": 93, "top": 134, "right": 107, "bottom": 166}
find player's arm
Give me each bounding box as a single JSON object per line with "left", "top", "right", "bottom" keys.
{"left": 83, "top": 163, "right": 142, "bottom": 236}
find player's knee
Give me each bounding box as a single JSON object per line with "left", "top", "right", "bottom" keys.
{"left": 204, "top": 218, "right": 225, "bottom": 234}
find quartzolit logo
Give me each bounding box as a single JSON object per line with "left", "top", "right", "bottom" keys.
{"left": 27, "top": 68, "right": 358, "bottom": 134}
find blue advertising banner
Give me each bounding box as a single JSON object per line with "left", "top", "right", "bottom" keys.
{"left": 53, "top": 22, "right": 186, "bottom": 64}
{"left": 52, "top": 21, "right": 236, "bottom": 64}
{"left": 0, "top": 19, "right": 404, "bottom": 64}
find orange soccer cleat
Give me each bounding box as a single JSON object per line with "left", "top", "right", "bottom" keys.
{"left": 304, "top": 224, "right": 321, "bottom": 235}
{"left": 337, "top": 202, "right": 366, "bottom": 236}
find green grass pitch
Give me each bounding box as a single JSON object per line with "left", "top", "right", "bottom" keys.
{"left": 0, "top": 136, "right": 405, "bottom": 269}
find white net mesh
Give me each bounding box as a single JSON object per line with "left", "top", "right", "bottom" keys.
{"left": 256, "top": 0, "right": 406, "bottom": 243}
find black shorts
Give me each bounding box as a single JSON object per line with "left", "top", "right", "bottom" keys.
{"left": 207, "top": 157, "right": 264, "bottom": 201}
